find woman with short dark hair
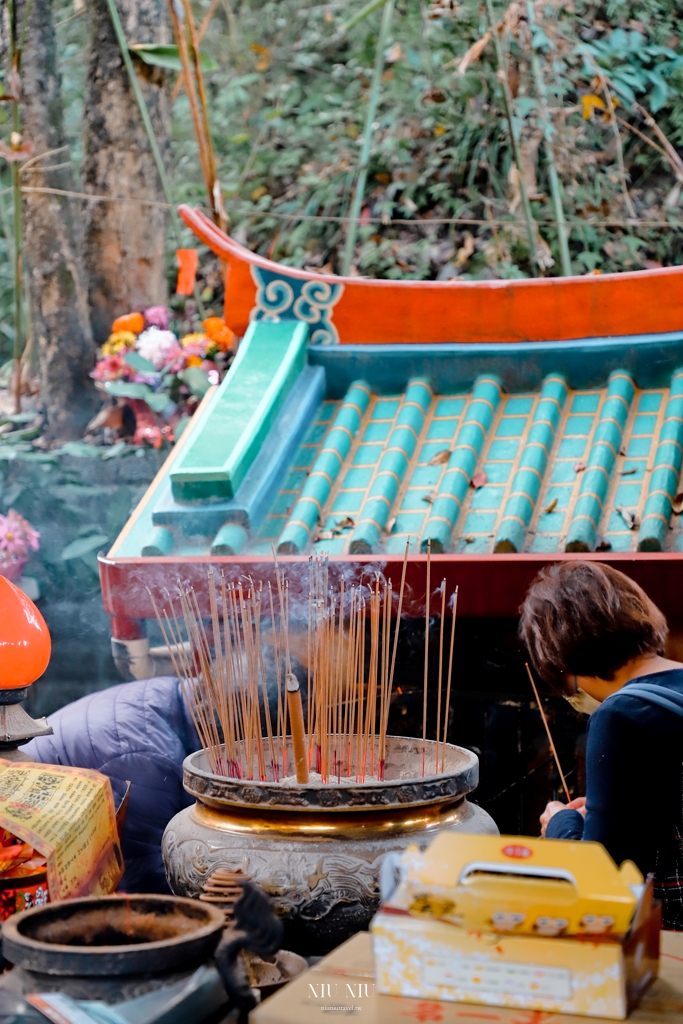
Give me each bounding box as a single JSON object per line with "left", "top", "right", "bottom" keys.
{"left": 519, "top": 561, "right": 683, "bottom": 929}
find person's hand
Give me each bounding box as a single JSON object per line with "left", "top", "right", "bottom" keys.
{"left": 567, "top": 796, "right": 587, "bottom": 818}
{"left": 540, "top": 797, "right": 587, "bottom": 836}
{"left": 540, "top": 801, "right": 566, "bottom": 836}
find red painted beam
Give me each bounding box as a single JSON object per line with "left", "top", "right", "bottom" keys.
{"left": 99, "top": 551, "right": 683, "bottom": 623}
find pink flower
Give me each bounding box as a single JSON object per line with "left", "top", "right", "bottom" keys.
{"left": 91, "top": 355, "right": 128, "bottom": 382}
{"left": 136, "top": 328, "right": 182, "bottom": 370}
{"left": 0, "top": 510, "right": 39, "bottom": 557}
{"left": 144, "top": 305, "right": 170, "bottom": 331}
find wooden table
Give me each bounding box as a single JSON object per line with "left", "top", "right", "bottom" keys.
{"left": 252, "top": 930, "right": 683, "bottom": 1024}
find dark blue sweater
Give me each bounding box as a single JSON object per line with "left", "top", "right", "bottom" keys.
{"left": 21, "top": 677, "right": 200, "bottom": 894}
{"left": 546, "top": 668, "right": 683, "bottom": 925}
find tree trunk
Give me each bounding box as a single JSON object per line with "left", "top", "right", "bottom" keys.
{"left": 83, "top": 0, "right": 170, "bottom": 344}
{"left": 16, "top": 0, "right": 99, "bottom": 441}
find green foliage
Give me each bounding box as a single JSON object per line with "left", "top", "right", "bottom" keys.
{"left": 129, "top": 43, "right": 217, "bottom": 72}
{"left": 167, "top": 0, "right": 683, "bottom": 279}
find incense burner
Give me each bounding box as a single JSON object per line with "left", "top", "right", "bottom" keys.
{"left": 162, "top": 736, "right": 497, "bottom": 954}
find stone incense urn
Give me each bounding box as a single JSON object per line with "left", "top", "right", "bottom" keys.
{"left": 163, "top": 736, "right": 497, "bottom": 954}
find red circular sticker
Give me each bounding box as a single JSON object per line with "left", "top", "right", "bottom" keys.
{"left": 502, "top": 844, "right": 533, "bottom": 859}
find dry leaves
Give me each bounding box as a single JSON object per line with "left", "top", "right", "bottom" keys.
{"left": 464, "top": 535, "right": 475, "bottom": 544}
{"left": 544, "top": 497, "right": 558, "bottom": 514}
{"left": 455, "top": 232, "right": 475, "bottom": 267}
{"left": 428, "top": 448, "right": 451, "bottom": 466}
{"left": 455, "top": 31, "right": 491, "bottom": 75}
{"left": 596, "top": 539, "right": 612, "bottom": 552}
{"left": 616, "top": 506, "right": 639, "bottom": 530}
{"left": 620, "top": 467, "right": 637, "bottom": 476}
{"left": 574, "top": 461, "right": 586, "bottom": 473}
{"left": 336, "top": 516, "right": 355, "bottom": 529}
{"left": 422, "top": 490, "right": 437, "bottom": 504}
{"left": 471, "top": 470, "right": 488, "bottom": 489}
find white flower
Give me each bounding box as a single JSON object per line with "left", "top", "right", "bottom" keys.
{"left": 135, "top": 328, "right": 181, "bottom": 370}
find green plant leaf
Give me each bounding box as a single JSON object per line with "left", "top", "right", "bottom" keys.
{"left": 124, "top": 350, "right": 157, "bottom": 374}
{"left": 144, "top": 392, "right": 172, "bottom": 413}
{"left": 61, "top": 533, "right": 109, "bottom": 560}
{"left": 178, "top": 367, "right": 210, "bottom": 398}
{"left": 103, "top": 381, "right": 154, "bottom": 401}
{"left": 129, "top": 43, "right": 217, "bottom": 72}
{"left": 58, "top": 441, "right": 103, "bottom": 458}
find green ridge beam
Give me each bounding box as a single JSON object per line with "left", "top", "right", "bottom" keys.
{"left": 277, "top": 380, "right": 371, "bottom": 554}
{"left": 638, "top": 369, "right": 683, "bottom": 551}
{"left": 565, "top": 370, "right": 635, "bottom": 552}
{"left": 171, "top": 320, "right": 308, "bottom": 502}
{"left": 420, "top": 376, "right": 502, "bottom": 553}
{"left": 494, "top": 375, "right": 568, "bottom": 552}
{"left": 349, "top": 378, "right": 432, "bottom": 554}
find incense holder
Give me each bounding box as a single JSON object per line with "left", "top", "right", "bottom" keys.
{"left": 162, "top": 736, "right": 497, "bottom": 954}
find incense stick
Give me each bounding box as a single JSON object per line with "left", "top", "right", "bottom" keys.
{"left": 526, "top": 662, "right": 571, "bottom": 802}
{"left": 153, "top": 559, "right": 463, "bottom": 786}
{"left": 441, "top": 586, "right": 457, "bottom": 773}
{"left": 422, "top": 539, "right": 431, "bottom": 778}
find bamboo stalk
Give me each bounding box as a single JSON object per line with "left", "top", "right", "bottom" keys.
{"left": 167, "top": 0, "right": 213, "bottom": 205}
{"left": 525, "top": 1, "right": 571, "bottom": 275}
{"left": 340, "top": 0, "right": 395, "bottom": 275}
{"left": 484, "top": 0, "right": 538, "bottom": 276}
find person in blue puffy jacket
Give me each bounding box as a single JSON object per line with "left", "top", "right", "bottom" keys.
{"left": 21, "top": 677, "right": 200, "bottom": 894}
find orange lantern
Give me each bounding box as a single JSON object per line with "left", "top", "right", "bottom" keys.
{"left": 0, "top": 577, "right": 51, "bottom": 689}
{"left": 0, "top": 577, "right": 53, "bottom": 752}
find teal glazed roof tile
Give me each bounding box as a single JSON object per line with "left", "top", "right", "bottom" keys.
{"left": 118, "top": 356, "right": 683, "bottom": 559}
{"left": 638, "top": 393, "right": 663, "bottom": 412}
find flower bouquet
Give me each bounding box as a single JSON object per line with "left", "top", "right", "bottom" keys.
{"left": 0, "top": 510, "right": 40, "bottom": 582}
{"left": 91, "top": 306, "right": 235, "bottom": 447}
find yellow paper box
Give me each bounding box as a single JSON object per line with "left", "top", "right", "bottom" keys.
{"left": 371, "top": 833, "right": 660, "bottom": 1019}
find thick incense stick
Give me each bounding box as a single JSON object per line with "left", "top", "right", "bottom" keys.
{"left": 526, "top": 662, "right": 571, "bottom": 802}
{"left": 286, "top": 673, "right": 309, "bottom": 784}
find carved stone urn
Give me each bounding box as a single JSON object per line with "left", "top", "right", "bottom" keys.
{"left": 162, "top": 736, "right": 497, "bottom": 953}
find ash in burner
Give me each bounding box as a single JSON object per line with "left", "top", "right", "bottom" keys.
{"left": 23, "top": 907, "right": 204, "bottom": 948}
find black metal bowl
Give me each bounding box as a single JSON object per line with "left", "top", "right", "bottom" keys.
{"left": 1, "top": 894, "right": 225, "bottom": 977}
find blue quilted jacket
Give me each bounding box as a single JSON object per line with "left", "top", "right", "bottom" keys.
{"left": 22, "top": 677, "right": 200, "bottom": 894}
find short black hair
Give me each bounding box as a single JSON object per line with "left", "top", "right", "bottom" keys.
{"left": 519, "top": 561, "right": 667, "bottom": 690}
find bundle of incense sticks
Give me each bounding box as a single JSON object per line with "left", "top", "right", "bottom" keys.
{"left": 151, "top": 550, "right": 458, "bottom": 784}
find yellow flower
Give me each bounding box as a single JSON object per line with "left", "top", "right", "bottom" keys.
{"left": 102, "top": 331, "right": 137, "bottom": 355}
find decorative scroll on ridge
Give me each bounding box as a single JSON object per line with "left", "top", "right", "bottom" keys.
{"left": 250, "top": 266, "right": 344, "bottom": 345}
{"left": 494, "top": 376, "right": 568, "bottom": 553}
{"left": 277, "top": 381, "right": 371, "bottom": 554}
{"left": 637, "top": 369, "right": 683, "bottom": 552}
{"left": 349, "top": 379, "right": 432, "bottom": 554}
{"left": 565, "top": 370, "right": 635, "bottom": 552}
{"left": 420, "top": 376, "right": 502, "bottom": 553}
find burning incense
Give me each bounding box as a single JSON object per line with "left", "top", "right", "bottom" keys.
{"left": 153, "top": 556, "right": 460, "bottom": 786}
{"left": 526, "top": 662, "right": 571, "bottom": 802}
{"left": 441, "top": 586, "right": 458, "bottom": 773}
{"left": 422, "top": 540, "right": 432, "bottom": 777}
{"left": 286, "top": 673, "right": 309, "bottom": 784}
